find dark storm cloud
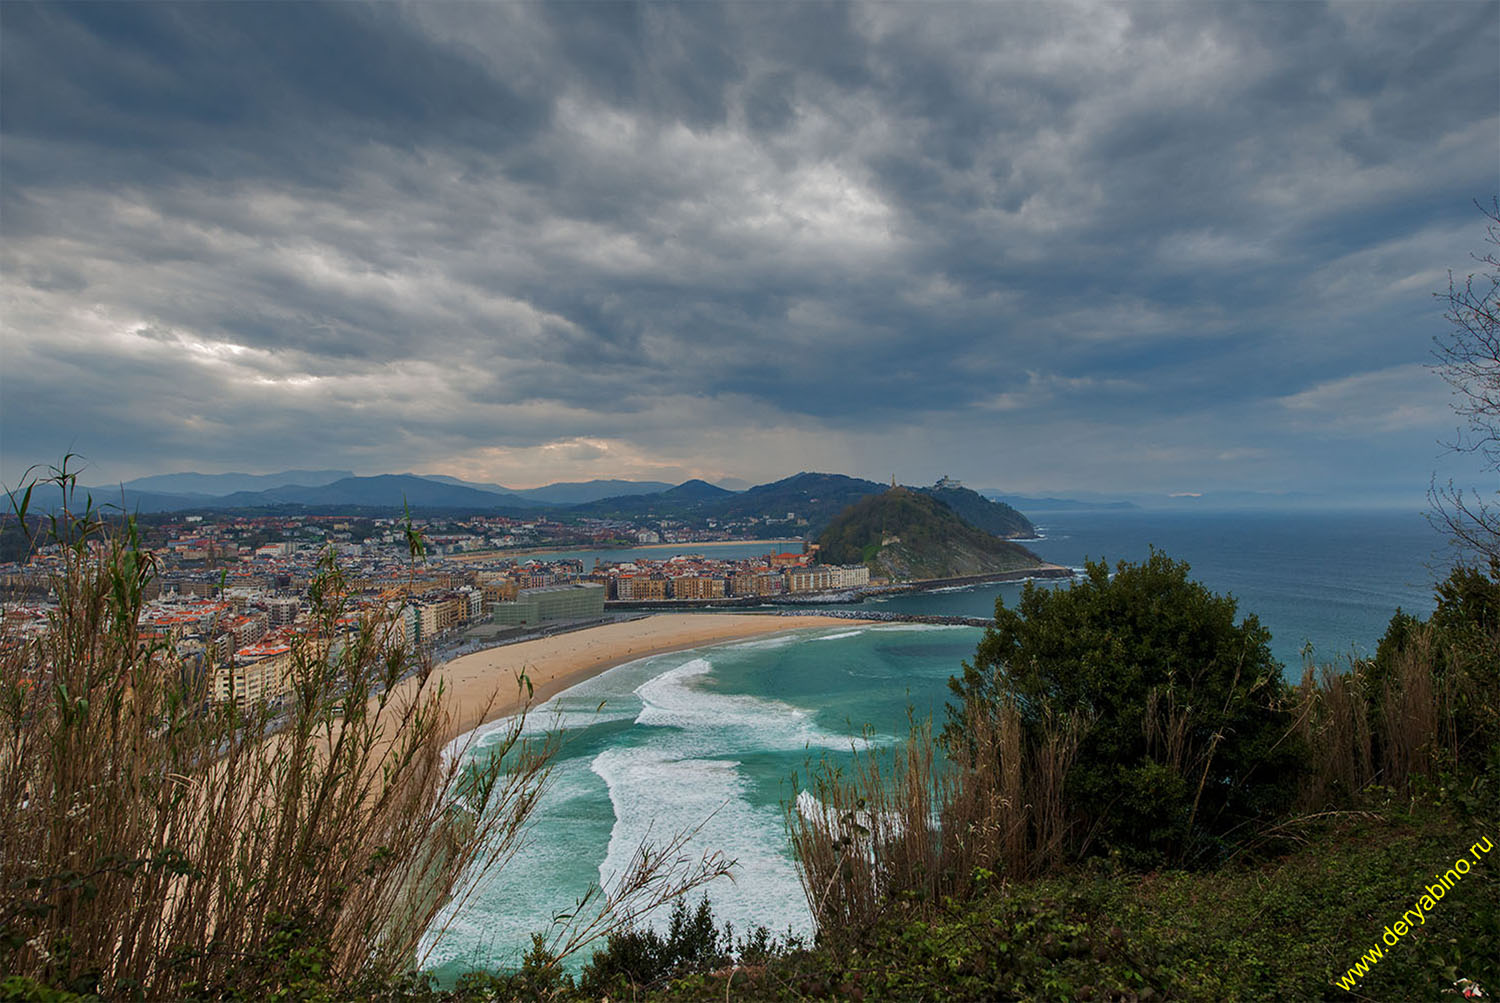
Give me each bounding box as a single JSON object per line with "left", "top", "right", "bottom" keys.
{"left": 1, "top": 1, "right": 1496, "bottom": 495}
{"left": 0, "top": 1, "right": 549, "bottom": 191}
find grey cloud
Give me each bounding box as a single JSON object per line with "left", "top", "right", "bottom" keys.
{"left": 2, "top": 1, "right": 1496, "bottom": 494}
{"left": 0, "top": 2, "right": 550, "bottom": 192}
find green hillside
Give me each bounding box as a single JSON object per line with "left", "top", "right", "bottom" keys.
{"left": 816, "top": 487, "right": 1045, "bottom": 580}
{"left": 916, "top": 480, "right": 1035, "bottom": 538}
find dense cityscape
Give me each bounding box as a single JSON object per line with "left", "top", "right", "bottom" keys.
{"left": 0, "top": 506, "right": 877, "bottom": 706}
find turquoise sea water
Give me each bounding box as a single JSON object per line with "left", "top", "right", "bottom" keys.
{"left": 422, "top": 508, "right": 1451, "bottom": 976}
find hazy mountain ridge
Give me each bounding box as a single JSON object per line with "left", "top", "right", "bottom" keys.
{"left": 51, "top": 470, "right": 1045, "bottom": 535}
{"left": 121, "top": 469, "right": 354, "bottom": 495}
{"left": 75, "top": 471, "right": 713, "bottom": 511}
{"left": 420, "top": 475, "right": 679, "bottom": 505}
{"left": 208, "top": 475, "right": 536, "bottom": 510}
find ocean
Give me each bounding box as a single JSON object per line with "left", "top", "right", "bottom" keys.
{"left": 421, "top": 507, "right": 1451, "bottom": 978}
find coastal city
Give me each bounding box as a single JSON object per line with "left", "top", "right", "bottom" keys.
{"left": 0, "top": 507, "right": 877, "bottom": 707}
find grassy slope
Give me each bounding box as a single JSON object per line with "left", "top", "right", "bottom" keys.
{"left": 644, "top": 804, "right": 1498, "bottom": 1002}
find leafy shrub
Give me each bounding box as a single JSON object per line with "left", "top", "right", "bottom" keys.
{"left": 945, "top": 550, "right": 1304, "bottom": 869}
{"left": 577, "top": 896, "right": 728, "bottom": 996}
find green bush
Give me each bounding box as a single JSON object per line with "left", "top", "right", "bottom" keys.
{"left": 946, "top": 550, "right": 1304, "bottom": 869}
{"left": 577, "top": 896, "right": 728, "bottom": 996}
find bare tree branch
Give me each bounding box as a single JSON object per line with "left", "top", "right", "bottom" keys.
{"left": 1431, "top": 198, "right": 1500, "bottom": 566}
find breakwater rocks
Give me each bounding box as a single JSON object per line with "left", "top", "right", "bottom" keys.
{"left": 775, "top": 608, "right": 993, "bottom": 627}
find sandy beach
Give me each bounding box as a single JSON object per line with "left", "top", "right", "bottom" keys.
{"left": 407, "top": 613, "right": 872, "bottom": 748}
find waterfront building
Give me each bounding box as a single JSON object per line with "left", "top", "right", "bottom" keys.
{"left": 729, "top": 571, "right": 784, "bottom": 596}
{"left": 632, "top": 577, "right": 670, "bottom": 601}
{"left": 785, "top": 566, "right": 835, "bottom": 593}
{"left": 671, "top": 575, "right": 727, "bottom": 600}
{"left": 490, "top": 582, "right": 606, "bottom": 626}
{"left": 828, "top": 565, "right": 871, "bottom": 589}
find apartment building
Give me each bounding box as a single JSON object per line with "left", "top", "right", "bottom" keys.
{"left": 671, "top": 575, "right": 727, "bottom": 600}
{"left": 729, "top": 571, "right": 784, "bottom": 596}
{"left": 214, "top": 641, "right": 294, "bottom": 706}
{"left": 417, "top": 597, "right": 463, "bottom": 639}
{"left": 828, "top": 565, "right": 871, "bottom": 589}
{"left": 785, "top": 566, "right": 835, "bottom": 593}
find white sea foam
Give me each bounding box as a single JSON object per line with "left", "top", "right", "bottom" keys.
{"left": 720, "top": 633, "right": 799, "bottom": 653}
{"left": 633, "top": 658, "right": 849, "bottom": 751}
{"left": 591, "top": 744, "right": 812, "bottom": 941}
{"left": 581, "top": 651, "right": 879, "bottom": 939}
{"left": 809, "top": 628, "right": 867, "bottom": 641}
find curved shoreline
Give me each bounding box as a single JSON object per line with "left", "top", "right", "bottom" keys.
{"left": 411, "top": 613, "right": 876, "bottom": 750}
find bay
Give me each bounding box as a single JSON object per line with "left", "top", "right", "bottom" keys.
{"left": 422, "top": 507, "right": 1455, "bottom": 979}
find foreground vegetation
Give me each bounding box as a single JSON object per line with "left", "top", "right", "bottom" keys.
{"left": 5, "top": 442, "right": 1498, "bottom": 1003}
{"left": 0, "top": 466, "right": 727, "bottom": 1001}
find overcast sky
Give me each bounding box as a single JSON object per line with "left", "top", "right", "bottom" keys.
{"left": 2, "top": 1, "right": 1497, "bottom": 501}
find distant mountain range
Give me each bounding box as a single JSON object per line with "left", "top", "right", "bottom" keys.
{"left": 57, "top": 472, "right": 718, "bottom": 515}
{"left": 33, "top": 470, "right": 1043, "bottom": 537}
{"left": 122, "top": 469, "right": 355, "bottom": 495}
{"left": 419, "top": 475, "right": 677, "bottom": 505}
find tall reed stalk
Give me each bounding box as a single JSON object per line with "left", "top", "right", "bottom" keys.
{"left": 789, "top": 701, "right": 1086, "bottom": 942}
{"left": 1290, "top": 621, "right": 1490, "bottom": 808}
{"left": 0, "top": 462, "right": 728, "bottom": 997}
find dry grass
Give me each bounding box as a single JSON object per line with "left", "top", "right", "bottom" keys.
{"left": 788, "top": 700, "right": 1086, "bottom": 942}
{"left": 1291, "top": 621, "right": 1491, "bottom": 808}
{"left": 0, "top": 465, "right": 729, "bottom": 997}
